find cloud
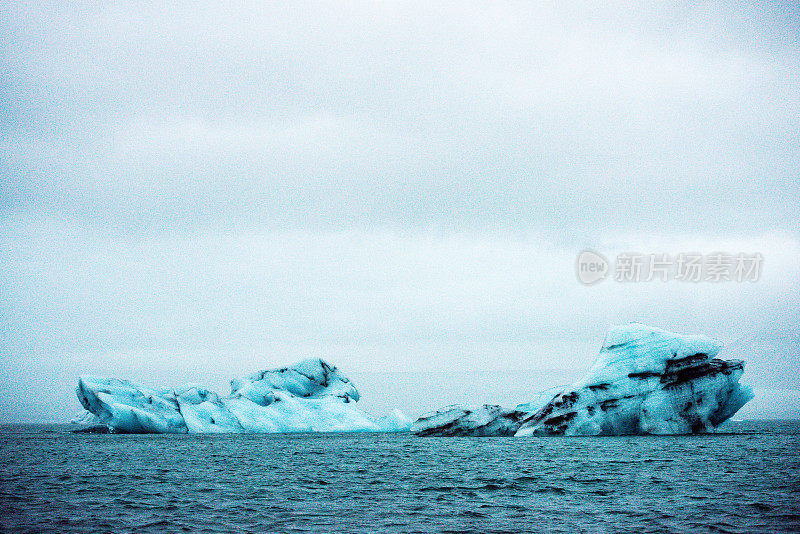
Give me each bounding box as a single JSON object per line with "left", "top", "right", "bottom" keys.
{"left": 4, "top": 1, "right": 799, "bottom": 233}
{"left": 1, "top": 1, "right": 798, "bottom": 421}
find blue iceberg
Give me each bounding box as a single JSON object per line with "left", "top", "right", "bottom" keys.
{"left": 413, "top": 324, "right": 753, "bottom": 437}
{"left": 75, "top": 359, "right": 411, "bottom": 433}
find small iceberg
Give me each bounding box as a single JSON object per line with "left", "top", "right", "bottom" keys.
{"left": 75, "top": 359, "right": 410, "bottom": 434}
{"left": 411, "top": 405, "right": 529, "bottom": 436}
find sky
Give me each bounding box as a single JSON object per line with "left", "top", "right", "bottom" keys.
{"left": 1, "top": 1, "right": 799, "bottom": 423}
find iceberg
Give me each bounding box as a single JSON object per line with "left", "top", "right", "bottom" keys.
{"left": 75, "top": 359, "right": 410, "bottom": 434}
{"left": 414, "top": 324, "right": 754, "bottom": 437}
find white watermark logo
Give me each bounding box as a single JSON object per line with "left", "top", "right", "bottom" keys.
{"left": 576, "top": 250, "right": 610, "bottom": 285}
{"left": 576, "top": 250, "right": 763, "bottom": 284}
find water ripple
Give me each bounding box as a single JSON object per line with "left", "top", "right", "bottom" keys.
{"left": 0, "top": 421, "right": 798, "bottom": 533}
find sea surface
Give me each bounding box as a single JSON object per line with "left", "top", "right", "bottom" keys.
{"left": 1, "top": 420, "right": 799, "bottom": 533}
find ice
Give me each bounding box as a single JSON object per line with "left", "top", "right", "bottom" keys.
{"left": 375, "top": 408, "right": 415, "bottom": 432}
{"left": 75, "top": 359, "right": 410, "bottom": 434}
{"left": 411, "top": 405, "right": 529, "bottom": 436}
{"left": 76, "top": 325, "right": 753, "bottom": 436}
{"left": 229, "top": 359, "right": 360, "bottom": 404}
{"left": 76, "top": 376, "right": 188, "bottom": 433}
{"left": 516, "top": 323, "right": 753, "bottom": 436}
{"left": 413, "top": 324, "right": 753, "bottom": 437}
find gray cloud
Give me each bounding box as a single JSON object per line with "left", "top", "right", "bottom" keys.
{"left": 4, "top": 1, "right": 799, "bottom": 233}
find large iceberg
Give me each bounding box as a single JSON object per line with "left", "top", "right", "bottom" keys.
{"left": 75, "top": 359, "right": 410, "bottom": 433}
{"left": 413, "top": 324, "right": 753, "bottom": 437}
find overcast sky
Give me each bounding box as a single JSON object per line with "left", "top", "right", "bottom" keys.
{"left": 2, "top": 1, "right": 799, "bottom": 422}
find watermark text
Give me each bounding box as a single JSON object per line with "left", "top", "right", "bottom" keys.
{"left": 576, "top": 250, "right": 763, "bottom": 285}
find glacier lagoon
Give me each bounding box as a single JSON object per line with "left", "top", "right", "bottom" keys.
{"left": 74, "top": 324, "right": 752, "bottom": 436}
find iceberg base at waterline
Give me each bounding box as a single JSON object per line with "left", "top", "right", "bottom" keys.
{"left": 74, "top": 359, "right": 411, "bottom": 434}
{"left": 412, "top": 324, "right": 753, "bottom": 437}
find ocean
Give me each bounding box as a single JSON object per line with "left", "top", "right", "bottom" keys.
{"left": 1, "top": 421, "right": 798, "bottom": 533}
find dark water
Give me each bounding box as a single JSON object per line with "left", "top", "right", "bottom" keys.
{"left": 1, "top": 421, "right": 799, "bottom": 534}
